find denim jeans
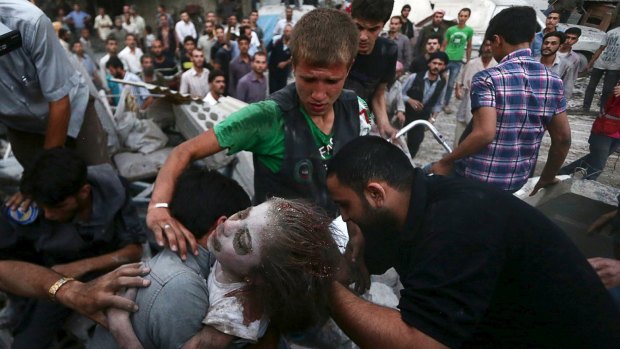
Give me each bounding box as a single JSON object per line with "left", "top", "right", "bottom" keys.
{"left": 583, "top": 68, "right": 620, "bottom": 112}
{"left": 444, "top": 61, "right": 463, "bottom": 106}
{"left": 559, "top": 133, "right": 620, "bottom": 180}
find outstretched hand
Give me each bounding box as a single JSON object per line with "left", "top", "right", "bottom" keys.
{"left": 530, "top": 177, "right": 560, "bottom": 196}
{"left": 344, "top": 222, "right": 371, "bottom": 294}
{"left": 589, "top": 257, "right": 620, "bottom": 289}
{"left": 146, "top": 207, "right": 198, "bottom": 260}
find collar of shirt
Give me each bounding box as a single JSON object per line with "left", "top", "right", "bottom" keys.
{"left": 76, "top": 164, "right": 126, "bottom": 228}
{"left": 190, "top": 67, "right": 205, "bottom": 77}
{"left": 500, "top": 48, "right": 532, "bottom": 64}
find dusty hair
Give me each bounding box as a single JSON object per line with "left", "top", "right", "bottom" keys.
{"left": 290, "top": 8, "right": 358, "bottom": 67}
{"left": 256, "top": 198, "right": 341, "bottom": 333}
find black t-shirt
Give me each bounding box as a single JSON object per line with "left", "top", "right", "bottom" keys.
{"left": 409, "top": 55, "right": 428, "bottom": 75}
{"left": 344, "top": 37, "right": 397, "bottom": 104}
{"left": 375, "top": 169, "right": 620, "bottom": 348}
{"left": 153, "top": 55, "right": 178, "bottom": 76}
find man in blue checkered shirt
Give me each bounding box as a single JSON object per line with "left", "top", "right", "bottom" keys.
{"left": 431, "top": 6, "right": 571, "bottom": 194}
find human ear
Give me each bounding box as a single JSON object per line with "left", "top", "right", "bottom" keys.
{"left": 364, "top": 182, "right": 386, "bottom": 208}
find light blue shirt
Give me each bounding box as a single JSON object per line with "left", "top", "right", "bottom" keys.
{"left": 0, "top": 0, "right": 88, "bottom": 138}
{"left": 401, "top": 71, "right": 447, "bottom": 114}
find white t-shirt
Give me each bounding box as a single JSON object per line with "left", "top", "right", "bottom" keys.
{"left": 203, "top": 262, "right": 269, "bottom": 343}
{"left": 594, "top": 27, "right": 620, "bottom": 71}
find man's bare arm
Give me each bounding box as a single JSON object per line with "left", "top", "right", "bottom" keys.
{"left": 530, "top": 112, "right": 571, "bottom": 195}
{"left": 148, "top": 130, "right": 223, "bottom": 258}
{"left": 52, "top": 244, "right": 143, "bottom": 278}
{"left": 372, "top": 83, "right": 397, "bottom": 138}
{"left": 466, "top": 39, "right": 472, "bottom": 62}
{"left": 586, "top": 45, "right": 606, "bottom": 70}
{"left": 329, "top": 282, "right": 448, "bottom": 349}
{"left": 430, "top": 106, "right": 496, "bottom": 175}
{"left": 44, "top": 95, "right": 71, "bottom": 148}
{"left": 0, "top": 261, "right": 149, "bottom": 327}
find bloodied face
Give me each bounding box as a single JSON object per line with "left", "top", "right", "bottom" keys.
{"left": 208, "top": 203, "right": 269, "bottom": 278}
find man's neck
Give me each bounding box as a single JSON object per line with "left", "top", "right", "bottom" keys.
{"left": 457, "top": 22, "right": 466, "bottom": 28}
{"left": 240, "top": 53, "right": 250, "bottom": 61}
{"left": 540, "top": 53, "right": 557, "bottom": 67}
{"left": 212, "top": 92, "right": 221, "bottom": 101}
{"left": 388, "top": 31, "right": 398, "bottom": 39}
{"left": 481, "top": 56, "right": 493, "bottom": 65}
{"left": 544, "top": 26, "right": 556, "bottom": 34}
{"left": 427, "top": 71, "right": 438, "bottom": 81}
{"left": 559, "top": 46, "right": 572, "bottom": 53}
{"left": 194, "top": 66, "right": 203, "bottom": 74}
{"left": 254, "top": 71, "right": 264, "bottom": 80}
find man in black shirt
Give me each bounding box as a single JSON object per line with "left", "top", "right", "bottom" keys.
{"left": 346, "top": 0, "right": 398, "bottom": 138}
{"left": 326, "top": 136, "right": 620, "bottom": 348}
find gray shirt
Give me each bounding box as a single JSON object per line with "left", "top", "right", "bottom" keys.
{"left": 228, "top": 55, "right": 251, "bottom": 98}
{"left": 0, "top": 0, "right": 88, "bottom": 137}
{"left": 89, "top": 247, "right": 215, "bottom": 349}
{"left": 236, "top": 72, "right": 267, "bottom": 104}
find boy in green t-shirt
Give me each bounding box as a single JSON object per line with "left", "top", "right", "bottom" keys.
{"left": 441, "top": 8, "right": 473, "bottom": 114}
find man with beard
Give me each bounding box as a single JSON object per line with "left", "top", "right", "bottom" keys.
{"left": 237, "top": 52, "right": 268, "bottom": 103}
{"left": 454, "top": 39, "right": 497, "bottom": 146}
{"left": 326, "top": 135, "right": 620, "bottom": 348}
{"left": 536, "top": 31, "right": 566, "bottom": 74}
{"left": 556, "top": 27, "right": 581, "bottom": 99}
{"left": 400, "top": 52, "right": 448, "bottom": 159}
{"left": 0, "top": 148, "right": 145, "bottom": 349}
{"left": 415, "top": 9, "right": 447, "bottom": 56}
{"left": 531, "top": 10, "right": 561, "bottom": 56}
{"left": 204, "top": 70, "right": 227, "bottom": 106}
{"left": 400, "top": 5, "right": 414, "bottom": 41}
{"left": 118, "top": 34, "right": 143, "bottom": 74}
{"left": 139, "top": 55, "right": 165, "bottom": 86}
{"left": 180, "top": 49, "right": 210, "bottom": 99}
{"left": 228, "top": 36, "right": 252, "bottom": 98}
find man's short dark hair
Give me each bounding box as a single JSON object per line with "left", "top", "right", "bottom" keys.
{"left": 106, "top": 56, "right": 124, "bottom": 69}
{"left": 58, "top": 28, "right": 69, "bottom": 38}
{"left": 565, "top": 27, "right": 582, "bottom": 37}
{"left": 184, "top": 36, "right": 196, "bottom": 45}
{"left": 20, "top": 148, "right": 87, "bottom": 206}
{"left": 237, "top": 35, "right": 250, "bottom": 44}
{"left": 170, "top": 168, "right": 250, "bottom": 239}
{"left": 209, "top": 69, "right": 226, "bottom": 83}
{"left": 140, "top": 54, "right": 152, "bottom": 64}
{"left": 543, "top": 31, "right": 566, "bottom": 45}
{"left": 401, "top": 4, "right": 411, "bottom": 11}
{"left": 460, "top": 8, "right": 471, "bottom": 15}
{"left": 426, "top": 33, "right": 443, "bottom": 45}
{"left": 290, "top": 8, "right": 359, "bottom": 67}
{"left": 252, "top": 51, "right": 267, "bottom": 61}
{"left": 105, "top": 35, "right": 117, "bottom": 44}
{"left": 126, "top": 33, "right": 136, "bottom": 41}
{"left": 548, "top": 10, "right": 561, "bottom": 17}
{"left": 351, "top": 0, "right": 394, "bottom": 24}
{"left": 327, "top": 136, "right": 414, "bottom": 196}
{"left": 390, "top": 16, "right": 402, "bottom": 24}
{"left": 484, "top": 6, "right": 537, "bottom": 45}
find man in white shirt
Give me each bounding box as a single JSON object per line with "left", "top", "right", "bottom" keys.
{"left": 454, "top": 39, "right": 497, "bottom": 146}
{"left": 557, "top": 27, "right": 582, "bottom": 99}
{"left": 204, "top": 71, "right": 226, "bottom": 106}
{"left": 273, "top": 7, "right": 295, "bottom": 36}
{"left": 198, "top": 20, "right": 217, "bottom": 65}
{"left": 180, "top": 49, "right": 210, "bottom": 99}
{"left": 118, "top": 34, "right": 144, "bottom": 73}
{"left": 99, "top": 37, "right": 119, "bottom": 86}
{"left": 93, "top": 7, "right": 112, "bottom": 41}
{"left": 175, "top": 11, "right": 197, "bottom": 46}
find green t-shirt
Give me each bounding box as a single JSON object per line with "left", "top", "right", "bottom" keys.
{"left": 214, "top": 98, "right": 373, "bottom": 173}
{"left": 444, "top": 25, "right": 473, "bottom": 61}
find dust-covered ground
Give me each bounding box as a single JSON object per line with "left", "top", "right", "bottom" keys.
{"left": 413, "top": 76, "right": 620, "bottom": 188}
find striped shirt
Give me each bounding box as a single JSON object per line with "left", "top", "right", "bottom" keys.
{"left": 455, "top": 48, "right": 566, "bottom": 191}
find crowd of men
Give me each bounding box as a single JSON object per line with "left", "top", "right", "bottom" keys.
{"left": 1, "top": 0, "right": 620, "bottom": 348}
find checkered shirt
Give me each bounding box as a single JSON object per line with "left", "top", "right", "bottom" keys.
{"left": 455, "top": 49, "right": 567, "bottom": 191}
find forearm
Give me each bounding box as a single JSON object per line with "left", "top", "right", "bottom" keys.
{"left": 0, "top": 261, "right": 63, "bottom": 298}
{"left": 45, "top": 95, "right": 71, "bottom": 148}
{"left": 372, "top": 90, "right": 389, "bottom": 128}
{"left": 466, "top": 43, "right": 472, "bottom": 62}
{"left": 539, "top": 137, "right": 570, "bottom": 181}
{"left": 588, "top": 46, "right": 605, "bottom": 66}
{"left": 329, "top": 282, "right": 445, "bottom": 349}
{"left": 57, "top": 244, "right": 143, "bottom": 278}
